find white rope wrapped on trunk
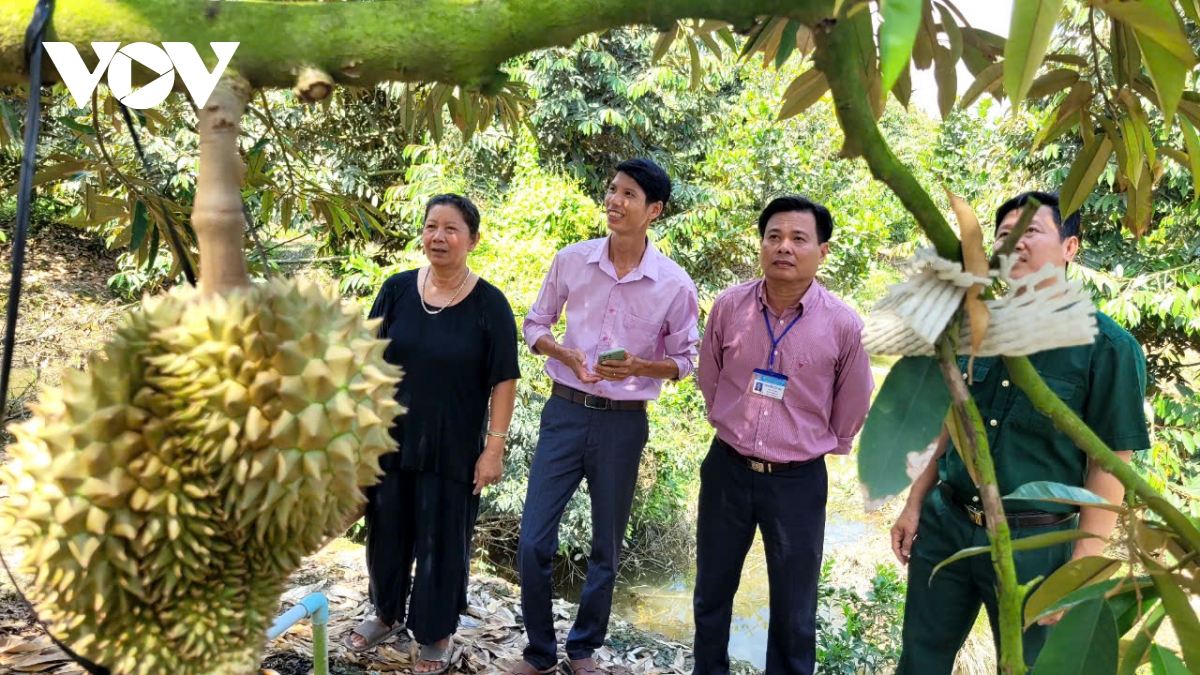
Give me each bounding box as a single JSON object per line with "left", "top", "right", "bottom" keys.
{"left": 863, "top": 247, "right": 1098, "bottom": 357}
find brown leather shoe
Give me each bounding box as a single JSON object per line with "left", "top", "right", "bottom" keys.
{"left": 564, "top": 658, "right": 603, "bottom": 675}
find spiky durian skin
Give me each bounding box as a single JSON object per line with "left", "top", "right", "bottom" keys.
{"left": 0, "top": 279, "right": 403, "bottom": 675}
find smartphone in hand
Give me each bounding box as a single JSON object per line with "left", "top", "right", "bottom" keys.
{"left": 597, "top": 347, "right": 627, "bottom": 364}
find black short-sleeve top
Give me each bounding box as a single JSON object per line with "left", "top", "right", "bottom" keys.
{"left": 368, "top": 269, "right": 522, "bottom": 484}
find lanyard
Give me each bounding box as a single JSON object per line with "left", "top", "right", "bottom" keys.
{"left": 763, "top": 307, "right": 803, "bottom": 369}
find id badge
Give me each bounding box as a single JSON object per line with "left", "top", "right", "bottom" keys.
{"left": 751, "top": 368, "right": 788, "bottom": 400}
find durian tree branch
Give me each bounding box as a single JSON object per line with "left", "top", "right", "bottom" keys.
{"left": 1004, "top": 356, "right": 1200, "bottom": 556}
{"left": 0, "top": 0, "right": 835, "bottom": 90}
{"left": 812, "top": 21, "right": 961, "bottom": 263}
{"left": 938, "top": 336, "right": 1026, "bottom": 675}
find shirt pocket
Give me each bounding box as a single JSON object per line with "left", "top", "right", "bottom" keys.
{"left": 960, "top": 355, "right": 994, "bottom": 384}
{"left": 1008, "top": 374, "right": 1081, "bottom": 434}
{"left": 621, "top": 311, "right": 663, "bottom": 359}
{"left": 783, "top": 349, "right": 836, "bottom": 413}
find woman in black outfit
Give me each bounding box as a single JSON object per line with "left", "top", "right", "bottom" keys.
{"left": 344, "top": 194, "right": 521, "bottom": 675}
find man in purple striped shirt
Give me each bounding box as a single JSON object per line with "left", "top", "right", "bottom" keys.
{"left": 694, "top": 196, "right": 874, "bottom": 675}
{"left": 513, "top": 158, "right": 700, "bottom": 675}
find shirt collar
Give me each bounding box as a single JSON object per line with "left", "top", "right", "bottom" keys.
{"left": 590, "top": 235, "right": 660, "bottom": 282}
{"left": 756, "top": 278, "right": 821, "bottom": 316}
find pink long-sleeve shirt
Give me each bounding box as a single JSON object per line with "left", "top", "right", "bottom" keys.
{"left": 522, "top": 236, "right": 700, "bottom": 401}
{"left": 698, "top": 279, "right": 874, "bottom": 463}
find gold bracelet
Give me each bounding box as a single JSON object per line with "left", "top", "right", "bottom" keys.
{"left": 486, "top": 430, "right": 509, "bottom": 440}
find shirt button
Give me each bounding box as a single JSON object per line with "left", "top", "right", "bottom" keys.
{"left": 763, "top": 410, "right": 769, "bottom": 417}
{"left": 972, "top": 496, "right": 980, "bottom": 503}
{"left": 962, "top": 372, "right": 968, "bottom": 380}
{"left": 758, "top": 441, "right": 763, "bottom": 446}
{"left": 989, "top": 419, "right": 998, "bottom": 427}
{"left": 609, "top": 308, "right": 615, "bottom": 314}
{"left": 1002, "top": 380, "right": 1010, "bottom": 387}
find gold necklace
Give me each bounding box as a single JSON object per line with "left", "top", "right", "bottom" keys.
{"left": 420, "top": 267, "right": 472, "bottom": 315}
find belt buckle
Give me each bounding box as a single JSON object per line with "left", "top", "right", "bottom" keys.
{"left": 582, "top": 394, "right": 610, "bottom": 410}
{"left": 748, "top": 459, "right": 766, "bottom": 473}
{"left": 966, "top": 505, "right": 985, "bottom": 527}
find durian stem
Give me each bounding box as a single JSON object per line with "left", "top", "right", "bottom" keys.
{"left": 193, "top": 76, "right": 252, "bottom": 296}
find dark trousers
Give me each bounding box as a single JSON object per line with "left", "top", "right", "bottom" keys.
{"left": 895, "top": 487, "right": 1077, "bottom": 674}
{"left": 517, "top": 395, "right": 649, "bottom": 670}
{"left": 365, "top": 468, "right": 480, "bottom": 645}
{"left": 693, "top": 438, "right": 828, "bottom": 675}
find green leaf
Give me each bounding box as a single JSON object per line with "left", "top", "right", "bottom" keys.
{"left": 934, "top": 46, "right": 958, "bottom": 120}
{"left": 1033, "top": 110, "right": 1080, "bottom": 151}
{"left": 893, "top": 62, "right": 914, "bottom": 109}
{"left": 33, "top": 159, "right": 90, "bottom": 186}
{"left": 259, "top": 191, "right": 276, "bottom": 227}
{"left": 1149, "top": 569, "right": 1200, "bottom": 671}
{"left": 1097, "top": 0, "right": 1197, "bottom": 66}
{"left": 1024, "top": 556, "right": 1121, "bottom": 629}
{"left": 1026, "top": 68, "right": 1080, "bottom": 100}
{"left": 145, "top": 225, "right": 159, "bottom": 273}
{"left": 1058, "top": 134, "right": 1114, "bottom": 218}
{"left": 737, "top": 18, "right": 773, "bottom": 60}
{"left": 57, "top": 116, "right": 95, "bottom": 136}
{"left": 1149, "top": 645, "right": 1189, "bottom": 675}
{"left": 777, "top": 68, "right": 830, "bottom": 121}
{"left": 1136, "top": 28, "right": 1187, "bottom": 127}
{"left": 129, "top": 200, "right": 149, "bottom": 252}
{"left": 1055, "top": 79, "right": 1094, "bottom": 123}
{"left": 1111, "top": 20, "right": 1142, "bottom": 87}
{"left": 1031, "top": 576, "right": 1156, "bottom": 626}
{"left": 1031, "top": 598, "right": 1118, "bottom": 675}
{"left": 280, "top": 196, "right": 295, "bottom": 230}
{"left": 1179, "top": 117, "right": 1200, "bottom": 202}
{"left": 1118, "top": 603, "right": 1166, "bottom": 675}
{"left": 775, "top": 20, "right": 800, "bottom": 68}
{"left": 857, "top": 357, "right": 952, "bottom": 502}
{"left": 697, "top": 30, "right": 724, "bottom": 59}
{"left": 1124, "top": 171, "right": 1153, "bottom": 236}
{"left": 910, "top": 0, "right": 936, "bottom": 69}
{"left": 959, "top": 61, "right": 1005, "bottom": 109}
{"left": 1046, "top": 53, "right": 1089, "bottom": 67}
{"left": 879, "top": 0, "right": 924, "bottom": 92}
{"left": 0, "top": 99, "right": 20, "bottom": 146}
{"left": 717, "top": 27, "right": 737, "bottom": 51}
{"left": 931, "top": 529, "right": 1101, "bottom": 581}
{"left": 1108, "top": 592, "right": 1160, "bottom": 636}
{"left": 652, "top": 24, "right": 679, "bottom": 62}
{"left": 936, "top": 2, "right": 963, "bottom": 61}
{"left": 1003, "top": 0, "right": 1066, "bottom": 108}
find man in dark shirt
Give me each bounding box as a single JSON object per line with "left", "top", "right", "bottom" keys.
{"left": 891, "top": 192, "right": 1152, "bottom": 672}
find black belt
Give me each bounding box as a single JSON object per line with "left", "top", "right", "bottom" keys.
{"left": 551, "top": 383, "right": 647, "bottom": 411}
{"left": 718, "top": 437, "right": 816, "bottom": 474}
{"left": 939, "top": 483, "right": 1075, "bottom": 528}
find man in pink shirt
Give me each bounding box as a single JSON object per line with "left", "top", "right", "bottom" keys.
{"left": 513, "top": 158, "right": 700, "bottom": 675}
{"left": 694, "top": 196, "right": 874, "bottom": 675}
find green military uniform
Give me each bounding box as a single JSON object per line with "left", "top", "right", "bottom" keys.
{"left": 896, "top": 312, "right": 1151, "bottom": 673}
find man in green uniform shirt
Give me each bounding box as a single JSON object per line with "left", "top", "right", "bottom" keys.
{"left": 891, "top": 191, "right": 1152, "bottom": 673}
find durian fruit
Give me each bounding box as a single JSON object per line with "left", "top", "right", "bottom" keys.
{"left": 0, "top": 279, "right": 403, "bottom": 674}
{"left": 0, "top": 77, "right": 403, "bottom": 675}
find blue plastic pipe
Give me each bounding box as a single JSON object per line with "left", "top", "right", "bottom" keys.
{"left": 267, "top": 593, "right": 329, "bottom": 675}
